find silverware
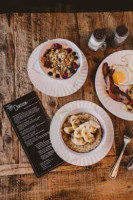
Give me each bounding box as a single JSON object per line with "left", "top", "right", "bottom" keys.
{"left": 109, "top": 124, "right": 133, "bottom": 179}
{"left": 127, "top": 157, "right": 133, "bottom": 171}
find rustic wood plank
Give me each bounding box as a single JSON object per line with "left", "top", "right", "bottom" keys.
{"left": 0, "top": 14, "right": 19, "bottom": 165}
{"left": 0, "top": 156, "right": 133, "bottom": 200}
{"left": 0, "top": 154, "right": 131, "bottom": 176}
{"left": 12, "top": 13, "right": 33, "bottom": 164}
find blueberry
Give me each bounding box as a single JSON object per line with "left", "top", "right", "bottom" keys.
{"left": 74, "top": 56, "right": 78, "bottom": 60}
{"left": 72, "top": 51, "right": 76, "bottom": 56}
{"left": 70, "top": 68, "right": 76, "bottom": 74}
{"left": 55, "top": 74, "right": 60, "bottom": 78}
{"left": 48, "top": 71, "right": 53, "bottom": 76}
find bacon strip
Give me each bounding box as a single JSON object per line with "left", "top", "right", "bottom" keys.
{"left": 102, "top": 62, "right": 131, "bottom": 104}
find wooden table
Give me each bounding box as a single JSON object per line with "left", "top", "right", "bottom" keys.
{"left": 0, "top": 12, "right": 133, "bottom": 200}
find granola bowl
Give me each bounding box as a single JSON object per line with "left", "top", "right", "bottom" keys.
{"left": 39, "top": 38, "right": 83, "bottom": 81}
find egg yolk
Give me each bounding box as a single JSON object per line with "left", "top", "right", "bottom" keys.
{"left": 113, "top": 71, "right": 126, "bottom": 84}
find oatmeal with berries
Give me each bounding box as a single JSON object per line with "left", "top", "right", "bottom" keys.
{"left": 40, "top": 43, "right": 80, "bottom": 79}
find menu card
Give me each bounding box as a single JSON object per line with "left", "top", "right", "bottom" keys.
{"left": 4, "top": 91, "right": 63, "bottom": 177}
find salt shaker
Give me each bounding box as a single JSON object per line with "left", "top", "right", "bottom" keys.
{"left": 88, "top": 28, "right": 106, "bottom": 51}
{"left": 111, "top": 25, "right": 129, "bottom": 48}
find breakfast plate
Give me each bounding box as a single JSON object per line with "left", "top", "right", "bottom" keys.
{"left": 95, "top": 50, "right": 133, "bottom": 121}
{"left": 27, "top": 39, "right": 88, "bottom": 97}
{"left": 50, "top": 101, "right": 114, "bottom": 166}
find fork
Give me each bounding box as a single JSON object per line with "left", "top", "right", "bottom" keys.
{"left": 109, "top": 124, "right": 133, "bottom": 179}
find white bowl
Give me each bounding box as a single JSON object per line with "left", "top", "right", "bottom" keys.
{"left": 50, "top": 101, "right": 114, "bottom": 166}
{"left": 39, "top": 38, "right": 83, "bottom": 82}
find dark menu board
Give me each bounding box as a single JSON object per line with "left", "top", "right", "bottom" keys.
{"left": 4, "top": 91, "right": 63, "bottom": 177}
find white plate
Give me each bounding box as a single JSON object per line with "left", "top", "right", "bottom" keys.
{"left": 27, "top": 41, "right": 88, "bottom": 97}
{"left": 95, "top": 50, "right": 133, "bottom": 121}
{"left": 50, "top": 100, "right": 114, "bottom": 166}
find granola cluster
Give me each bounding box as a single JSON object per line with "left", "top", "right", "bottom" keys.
{"left": 41, "top": 43, "right": 80, "bottom": 79}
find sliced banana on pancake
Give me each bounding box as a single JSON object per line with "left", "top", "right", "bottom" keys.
{"left": 74, "top": 127, "right": 82, "bottom": 138}
{"left": 71, "top": 137, "right": 86, "bottom": 146}
{"left": 82, "top": 128, "right": 95, "bottom": 143}
{"left": 64, "top": 127, "right": 73, "bottom": 134}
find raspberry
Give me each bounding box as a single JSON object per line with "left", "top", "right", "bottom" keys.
{"left": 71, "top": 62, "right": 79, "bottom": 69}
{"left": 66, "top": 48, "right": 72, "bottom": 53}
{"left": 62, "top": 73, "right": 68, "bottom": 79}
{"left": 44, "top": 61, "right": 51, "bottom": 67}
{"left": 53, "top": 43, "right": 62, "bottom": 49}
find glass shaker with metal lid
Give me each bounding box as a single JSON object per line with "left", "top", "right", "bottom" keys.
{"left": 111, "top": 25, "right": 129, "bottom": 48}
{"left": 88, "top": 28, "right": 106, "bottom": 51}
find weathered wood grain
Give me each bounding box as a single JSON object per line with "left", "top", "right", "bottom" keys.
{"left": 0, "top": 14, "right": 19, "bottom": 165}
{"left": 0, "top": 12, "right": 133, "bottom": 200}
{"left": 0, "top": 155, "right": 131, "bottom": 176}
{"left": 0, "top": 156, "right": 133, "bottom": 200}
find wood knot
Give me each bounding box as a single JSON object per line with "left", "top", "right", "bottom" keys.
{"left": 94, "top": 57, "right": 101, "bottom": 64}
{"left": 5, "top": 135, "right": 12, "bottom": 144}
{"left": 49, "top": 101, "right": 56, "bottom": 107}
{"left": 101, "top": 177, "right": 106, "bottom": 182}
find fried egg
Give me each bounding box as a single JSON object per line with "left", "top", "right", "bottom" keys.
{"left": 112, "top": 64, "right": 133, "bottom": 86}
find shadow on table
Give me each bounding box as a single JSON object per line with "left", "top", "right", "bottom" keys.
{"left": 1, "top": 0, "right": 133, "bottom": 13}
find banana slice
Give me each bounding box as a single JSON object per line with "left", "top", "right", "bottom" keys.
{"left": 80, "top": 122, "right": 90, "bottom": 128}
{"left": 74, "top": 127, "right": 82, "bottom": 138}
{"left": 70, "top": 115, "right": 78, "bottom": 124}
{"left": 82, "top": 128, "right": 95, "bottom": 143}
{"left": 64, "top": 127, "right": 73, "bottom": 134}
{"left": 80, "top": 121, "right": 100, "bottom": 133}
{"left": 71, "top": 137, "right": 86, "bottom": 146}
{"left": 80, "top": 122, "right": 94, "bottom": 132}
{"left": 72, "top": 119, "right": 80, "bottom": 130}
{"left": 63, "top": 121, "right": 71, "bottom": 128}
{"left": 89, "top": 120, "right": 100, "bottom": 129}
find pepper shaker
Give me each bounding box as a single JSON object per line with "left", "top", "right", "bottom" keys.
{"left": 110, "top": 25, "right": 129, "bottom": 48}
{"left": 88, "top": 28, "right": 106, "bottom": 51}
